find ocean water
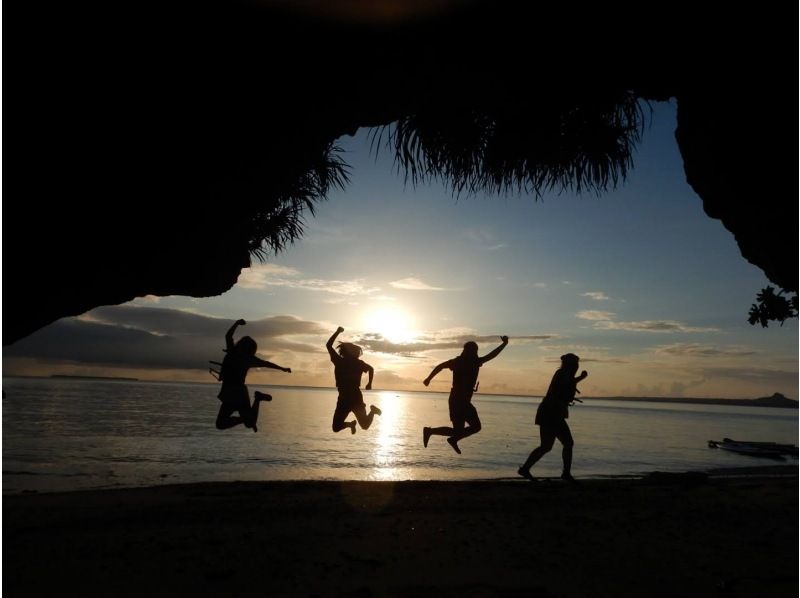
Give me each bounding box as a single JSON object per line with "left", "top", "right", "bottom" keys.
{"left": 2, "top": 377, "right": 797, "bottom": 493}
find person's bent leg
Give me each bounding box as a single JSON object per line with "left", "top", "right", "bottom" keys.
{"left": 519, "top": 425, "right": 557, "bottom": 472}
{"left": 216, "top": 415, "right": 243, "bottom": 430}
{"left": 423, "top": 425, "right": 455, "bottom": 447}
{"left": 352, "top": 404, "right": 374, "bottom": 430}
{"left": 445, "top": 419, "right": 466, "bottom": 454}
{"left": 241, "top": 402, "right": 258, "bottom": 433}
{"left": 216, "top": 403, "right": 243, "bottom": 430}
{"left": 332, "top": 403, "right": 356, "bottom": 434}
{"left": 249, "top": 392, "right": 274, "bottom": 431}
{"left": 452, "top": 409, "right": 481, "bottom": 442}
{"left": 555, "top": 422, "right": 575, "bottom": 479}
{"left": 427, "top": 426, "right": 455, "bottom": 436}
{"left": 254, "top": 391, "right": 272, "bottom": 402}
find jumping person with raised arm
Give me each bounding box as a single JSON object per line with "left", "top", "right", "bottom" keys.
{"left": 422, "top": 336, "right": 509, "bottom": 454}
{"left": 215, "top": 319, "right": 291, "bottom": 432}
{"left": 326, "top": 326, "right": 381, "bottom": 435}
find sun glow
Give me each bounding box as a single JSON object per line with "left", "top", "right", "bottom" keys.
{"left": 362, "top": 308, "right": 417, "bottom": 344}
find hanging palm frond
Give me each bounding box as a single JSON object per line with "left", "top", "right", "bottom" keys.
{"left": 373, "top": 92, "right": 648, "bottom": 198}
{"left": 248, "top": 142, "right": 350, "bottom": 260}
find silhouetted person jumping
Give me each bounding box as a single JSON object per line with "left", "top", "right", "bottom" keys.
{"left": 518, "top": 353, "right": 587, "bottom": 482}
{"left": 422, "top": 336, "right": 509, "bottom": 454}
{"left": 326, "top": 327, "right": 380, "bottom": 434}
{"left": 215, "top": 319, "right": 291, "bottom": 432}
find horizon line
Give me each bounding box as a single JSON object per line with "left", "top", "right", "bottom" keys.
{"left": 2, "top": 374, "right": 795, "bottom": 404}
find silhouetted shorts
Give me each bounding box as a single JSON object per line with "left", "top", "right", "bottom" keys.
{"left": 535, "top": 400, "right": 568, "bottom": 427}
{"left": 217, "top": 384, "right": 256, "bottom": 427}
{"left": 449, "top": 388, "right": 479, "bottom": 429}
{"left": 536, "top": 417, "right": 573, "bottom": 448}
{"left": 333, "top": 388, "right": 367, "bottom": 428}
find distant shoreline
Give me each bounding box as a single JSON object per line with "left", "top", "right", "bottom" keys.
{"left": 3, "top": 375, "right": 796, "bottom": 408}
{"left": 581, "top": 395, "right": 798, "bottom": 409}
{"left": 49, "top": 374, "right": 140, "bottom": 382}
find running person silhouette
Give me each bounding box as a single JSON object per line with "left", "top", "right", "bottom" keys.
{"left": 518, "top": 353, "right": 588, "bottom": 482}
{"left": 215, "top": 319, "right": 291, "bottom": 432}
{"left": 422, "top": 336, "right": 509, "bottom": 454}
{"left": 326, "top": 327, "right": 381, "bottom": 434}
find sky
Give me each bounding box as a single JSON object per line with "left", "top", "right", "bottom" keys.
{"left": 3, "top": 101, "right": 798, "bottom": 398}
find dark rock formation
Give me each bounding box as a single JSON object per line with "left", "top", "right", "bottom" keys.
{"left": 4, "top": 1, "right": 797, "bottom": 344}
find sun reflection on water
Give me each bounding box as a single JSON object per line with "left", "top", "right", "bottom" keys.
{"left": 370, "top": 391, "right": 406, "bottom": 480}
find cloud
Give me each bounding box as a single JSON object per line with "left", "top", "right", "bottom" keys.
{"left": 619, "top": 362, "right": 798, "bottom": 398}
{"left": 236, "top": 264, "right": 379, "bottom": 295}
{"left": 463, "top": 228, "right": 508, "bottom": 251}
{"left": 699, "top": 366, "right": 798, "bottom": 385}
{"left": 354, "top": 332, "right": 555, "bottom": 356}
{"left": 274, "top": 278, "right": 380, "bottom": 295}
{"left": 667, "top": 379, "right": 704, "bottom": 397}
{"left": 537, "top": 343, "right": 627, "bottom": 364}
{"left": 82, "top": 306, "right": 228, "bottom": 336}
{"left": 619, "top": 378, "right": 707, "bottom": 398}
{"left": 576, "top": 310, "right": 718, "bottom": 333}
{"left": 576, "top": 310, "right": 616, "bottom": 321}
{"left": 301, "top": 222, "right": 347, "bottom": 245}
{"left": 83, "top": 306, "right": 326, "bottom": 338}
{"left": 6, "top": 306, "right": 327, "bottom": 371}
{"left": 654, "top": 343, "right": 757, "bottom": 357}
{"left": 370, "top": 369, "right": 424, "bottom": 389}
{"left": 389, "top": 277, "right": 449, "bottom": 291}
{"left": 236, "top": 264, "right": 300, "bottom": 289}
{"left": 582, "top": 292, "right": 610, "bottom": 301}
{"left": 594, "top": 320, "right": 719, "bottom": 333}
{"left": 543, "top": 356, "right": 629, "bottom": 364}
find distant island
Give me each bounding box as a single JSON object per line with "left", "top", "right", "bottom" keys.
{"left": 50, "top": 374, "right": 139, "bottom": 382}
{"left": 752, "top": 393, "right": 798, "bottom": 408}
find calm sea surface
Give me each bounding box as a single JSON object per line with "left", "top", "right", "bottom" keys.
{"left": 2, "top": 377, "right": 797, "bottom": 493}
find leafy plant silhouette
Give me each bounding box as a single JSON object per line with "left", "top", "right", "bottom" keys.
{"left": 748, "top": 286, "right": 798, "bottom": 327}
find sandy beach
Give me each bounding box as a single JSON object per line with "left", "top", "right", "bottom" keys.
{"left": 4, "top": 470, "right": 797, "bottom": 597}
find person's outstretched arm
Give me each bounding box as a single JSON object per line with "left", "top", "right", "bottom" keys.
{"left": 364, "top": 362, "right": 374, "bottom": 390}
{"left": 250, "top": 357, "right": 291, "bottom": 373}
{"left": 326, "top": 327, "right": 344, "bottom": 361}
{"left": 423, "top": 361, "right": 451, "bottom": 386}
{"left": 479, "top": 336, "right": 509, "bottom": 364}
{"left": 225, "top": 319, "right": 246, "bottom": 351}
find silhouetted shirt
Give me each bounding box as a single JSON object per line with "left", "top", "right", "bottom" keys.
{"left": 445, "top": 356, "right": 481, "bottom": 396}
{"left": 330, "top": 354, "right": 369, "bottom": 389}
{"left": 538, "top": 368, "right": 577, "bottom": 420}
{"left": 219, "top": 351, "right": 249, "bottom": 386}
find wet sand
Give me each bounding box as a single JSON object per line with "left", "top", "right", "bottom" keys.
{"left": 3, "top": 471, "right": 797, "bottom": 597}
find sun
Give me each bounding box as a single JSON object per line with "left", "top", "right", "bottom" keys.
{"left": 362, "top": 308, "right": 416, "bottom": 344}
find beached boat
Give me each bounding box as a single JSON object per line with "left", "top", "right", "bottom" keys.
{"left": 708, "top": 438, "right": 798, "bottom": 459}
